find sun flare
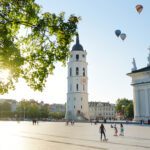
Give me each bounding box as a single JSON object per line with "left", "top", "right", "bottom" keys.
{"left": 0, "top": 69, "right": 10, "bottom": 83}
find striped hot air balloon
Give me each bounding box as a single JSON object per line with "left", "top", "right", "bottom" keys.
{"left": 136, "top": 5, "right": 143, "bottom": 14}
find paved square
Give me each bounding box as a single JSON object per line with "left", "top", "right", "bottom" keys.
{"left": 0, "top": 121, "right": 150, "bottom": 150}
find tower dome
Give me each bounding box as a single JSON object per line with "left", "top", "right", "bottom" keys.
{"left": 72, "top": 34, "right": 84, "bottom": 51}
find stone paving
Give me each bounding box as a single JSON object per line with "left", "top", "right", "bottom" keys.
{"left": 0, "top": 121, "right": 150, "bottom": 150}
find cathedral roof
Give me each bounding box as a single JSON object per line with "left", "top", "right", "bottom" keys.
{"left": 72, "top": 34, "right": 84, "bottom": 51}
{"left": 127, "top": 66, "right": 150, "bottom": 75}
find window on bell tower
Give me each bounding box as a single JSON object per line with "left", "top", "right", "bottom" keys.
{"left": 70, "top": 68, "right": 72, "bottom": 76}
{"left": 76, "top": 67, "right": 79, "bottom": 75}
{"left": 76, "top": 54, "right": 79, "bottom": 61}
{"left": 76, "top": 84, "right": 79, "bottom": 91}
{"left": 83, "top": 68, "right": 85, "bottom": 76}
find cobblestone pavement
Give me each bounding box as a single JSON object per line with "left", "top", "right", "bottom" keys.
{"left": 0, "top": 121, "right": 150, "bottom": 150}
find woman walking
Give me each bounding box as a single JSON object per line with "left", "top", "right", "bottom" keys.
{"left": 99, "top": 124, "right": 107, "bottom": 141}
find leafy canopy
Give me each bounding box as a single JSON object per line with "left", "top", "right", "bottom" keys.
{"left": 116, "top": 98, "right": 134, "bottom": 119}
{"left": 0, "top": 0, "right": 80, "bottom": 94}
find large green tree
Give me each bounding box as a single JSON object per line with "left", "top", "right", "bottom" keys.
{"left": 116, "top": 98, "right": 134, "bottom": 119}
{"left": 0, "top": 0, "right": 80, "bottom": 94}
{"left": 116, "top": 98, "right": 130, "bottom": 112}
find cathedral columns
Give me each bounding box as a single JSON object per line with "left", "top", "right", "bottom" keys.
{"left": 145, "top": 89, "right": 150, "bottom": 117}
{"left": 135, "top": 88, "right": 140, "bottom": 119}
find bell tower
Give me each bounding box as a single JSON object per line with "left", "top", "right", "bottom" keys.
{"left": 65, "top": 34, "right": 89, "bottom": 120}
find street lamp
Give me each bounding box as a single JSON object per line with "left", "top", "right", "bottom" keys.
{"left": 24, "top": 105, "right": 25, "bottom": 121}
{"left": 94, "top": 102, "right": 97, "bottom": 120}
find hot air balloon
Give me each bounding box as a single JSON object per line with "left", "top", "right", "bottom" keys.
{"left": 136, "top": 5, "right": 143, "bottom": 14}
{"left": 115, "top": 30, "right": 121, "bottom": 37}
{"left": 120, "top": 33, "right": 126, "bottom": 41}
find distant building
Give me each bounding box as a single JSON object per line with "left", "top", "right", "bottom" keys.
{"left": 49, "top": 104, "right": 65, "bottom": 113}
{"left": 127, "top": 50, "right": 150, "bottom": 123}
{"left": 0, "top": 99, "right": 18, "bottom": 112}
{"left": 88, "top": 102, "right": 116, "bottom": 120}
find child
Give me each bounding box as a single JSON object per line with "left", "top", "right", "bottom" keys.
{"left": 119, "top": 123, "right": 124, "bottom": 136}
{"left": 114, "top": 124, "right": 118, "bottom": 136}
{"left": 111, "top": 124, "right": 113, "bottom": 128}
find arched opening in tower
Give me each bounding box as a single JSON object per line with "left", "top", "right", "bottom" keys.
{"left": 77, "top": 110, "right": 80, "bottom": 114}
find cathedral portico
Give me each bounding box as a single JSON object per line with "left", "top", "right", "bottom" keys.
{"left": 127, "top": 50, "right": 150, "bottom": 122}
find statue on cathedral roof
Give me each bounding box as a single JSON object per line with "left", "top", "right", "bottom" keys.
{"left": 132, "top": 58, "right": 137, "bottom": 71}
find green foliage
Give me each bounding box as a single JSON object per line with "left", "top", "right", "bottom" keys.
{"left": 0, "top": 0, "right": 80, "bottom": 94}
{"left": 125, "top": 103, "right": 134, "bottom": 118}
{"left": 16, "top": 99, "right": 49, "bottom": 119}
{"left": 116, "top": 98, "right": 134, "bottom": 119}
{"left": 0, "top": 99, "right": 65, "bottom": 120}
{"left": 0, "top": 101, "right": 12, "bottom": 118}
{"left": 40, "top": 105, "right": 49, "bottom": 118}
{"left": 49, "top": 112, "right": 65, "bottom": 119}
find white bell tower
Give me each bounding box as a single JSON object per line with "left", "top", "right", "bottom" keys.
{"left": 65, "top": 34, "right": 89, "bottom": 121}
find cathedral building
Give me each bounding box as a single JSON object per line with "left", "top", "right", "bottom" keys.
{"left": 127, "top": 49, "right": 150, "bottom": 123}
{"left": 65, "top": 34, "right": 89, "bottom": 120}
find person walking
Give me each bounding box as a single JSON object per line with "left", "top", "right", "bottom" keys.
{"left": 114, "top": 124, "right": 118, "bottom": 136}
{"left": 99, "top": 124, "right": 107, "bottom": 141}
{"left": 119, "top": 123, "right": 124, "bottom": 136}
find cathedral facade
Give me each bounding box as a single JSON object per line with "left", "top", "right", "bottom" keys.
{"left": 127, "top": 50, "right": 150, "bottom": 123}
{"left": 65, "top": 35, "right": 89, "bottom": 121}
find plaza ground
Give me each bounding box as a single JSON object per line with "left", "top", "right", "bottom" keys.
{"left": 0, "top": 121, "right": 150, "bottom": 150}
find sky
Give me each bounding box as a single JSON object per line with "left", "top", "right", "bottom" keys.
{"left": 0, "top": 0, "right": 150, "bottom": 104}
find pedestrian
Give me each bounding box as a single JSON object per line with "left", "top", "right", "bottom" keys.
{"left": 66, "top": 120, "right": 69, "bottom": 126}
{"left": 72, "top": 120, "right": 74, "bottom": 125}
{"left": 90, "top": 120, "right": 92, "bottom": 125}
{"left": 99, "top": 124, "right": 107, "bottom": 141}
{"left": 114, "top": 124, "right": 118, "bottom": 136}
{"left": 119, "top": 123, "right": 124, "bottom": 136}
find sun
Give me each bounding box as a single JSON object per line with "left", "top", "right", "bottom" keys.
{"left": 0, "top": 69, "right": 10, "bottom": 83}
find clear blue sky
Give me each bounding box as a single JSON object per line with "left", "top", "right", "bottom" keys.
{"left": 1, "top": 0, "right": 150, "bottom": 104}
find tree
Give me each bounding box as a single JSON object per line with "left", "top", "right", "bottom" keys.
{"left": 116, "top": 98, "right": 134, "bottom": 119}
{"left": 125, "top": 102, "right": 134, "bottom": 119}
{"left": 16, "top": 99, "right": 30, "bottom": 119}
{"left": 0, "top": 101, "right": 11, "bottom": 118}
{"left": 0, "top": 0, "right": 80, "bottom": 94}
{"left": 27, "top": 104, "right": 40, "bottom": 119}
{"left": 40, "top": 105, "right": 49, "bottom": 118}
{"left": 49, "top": 112, "right": 65, "bottom": 119}
{"left": 116, "top": 98, "right": 130, "bottom": 112}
